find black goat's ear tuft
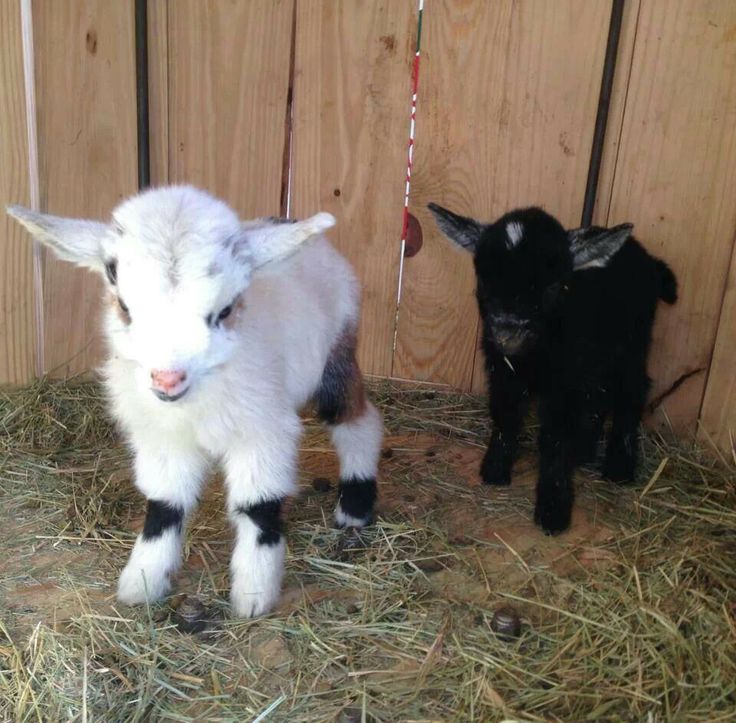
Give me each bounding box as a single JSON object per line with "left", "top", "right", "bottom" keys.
{"left": 569, "top": 223, "right": 632, "bottom": 271}
{"left": 427, "top": 202, "right": 483, "bottom": 253}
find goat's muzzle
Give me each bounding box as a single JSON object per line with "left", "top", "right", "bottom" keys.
{"left": 151, "top": 369, "right": 189, "bottom": 401}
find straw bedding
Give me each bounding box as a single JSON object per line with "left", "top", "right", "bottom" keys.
{"left": 1, "top": 378, "right": 734, "bottom": 721}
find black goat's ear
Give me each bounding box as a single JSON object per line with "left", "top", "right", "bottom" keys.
{"left": 427, "top": 202, "right": 483, "bottom": 253}
{"left": 569, "top": 223, "right": 632, "bottom": 271}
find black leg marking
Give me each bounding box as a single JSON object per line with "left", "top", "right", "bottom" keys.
{"left": 236, "top": 499, "right": 284, "bottom": 546}
{"left": 337, "top": 477, "right": 377, "bottom": 523}
{"left": 142, "top": 499, "right": 184, "bottom": 540}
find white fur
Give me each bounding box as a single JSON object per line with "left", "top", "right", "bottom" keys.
{"left": 506, "top": 221, "right": 524, "bottom": 248}
{"left": 8, "top": 186, "right": 379, "bottom": 618}
{"left": 117, "top": 527, "right": 182, "bottom": 604}
{"left": 331, "top": 403, "right": 382, "bottom": 527}
{"left": 229, "top": 514, "right": 285, "bottom": 617}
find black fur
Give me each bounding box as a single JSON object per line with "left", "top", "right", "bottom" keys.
{"left": 142, "top": 499, "right": 184, "bottom": 540}
{"left": 429, "top": 204, "right": 677, "bottom": 535}
{"left": 337, "top": 477, "right": 377, "bottom": 524}
{"left": 315, "top": 336, "right": 360, "bottom": 425}
{"left": 236, "top": 499, "right": 283, "bottom": 546}
{"left": 105, "top": 259, "right": 117, "bottom": 285}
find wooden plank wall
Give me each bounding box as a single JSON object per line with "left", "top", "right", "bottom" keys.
{"left": 0, "top": 0, "right": 36, "bottom": 384}
{"left": 33, "top": 0, "right": 137, "bottom": 376}
{"left": 393, "top": 0, "right": 612, "bottom": 391}
{"left": 595, "top": 0, "right": 736, "bottom": 434}
{"left": 1, "top": 0, "right": 736, "bottom": 455}
{"left": 290, "top": 0, "right": 417, "bottom": 377}
{"left": 160, "top": 0, "right": 293, "bottom": 216}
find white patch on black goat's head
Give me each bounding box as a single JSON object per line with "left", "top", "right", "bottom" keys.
{"left": 7, "top": 186, "right": 334, "bottom": 402}
{"left": 505, "top": 221, "right": 523, "bottom": 249}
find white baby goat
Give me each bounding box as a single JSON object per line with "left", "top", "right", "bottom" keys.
{"left": 8, "top": 186, "right": 383, "bottom": 617}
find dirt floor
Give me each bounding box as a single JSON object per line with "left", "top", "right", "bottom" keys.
{"left": 1, "top": 380, "right": 735, "bottom": 721}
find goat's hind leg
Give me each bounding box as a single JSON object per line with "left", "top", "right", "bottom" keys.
{"left": 604, "top": 368, "right": 649, "bottom": 484}
{"left": 316, "top": 329, "right": 383, "bottom": 528}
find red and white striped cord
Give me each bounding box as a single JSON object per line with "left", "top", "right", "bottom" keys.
{"left": 395, "top": 0, "right": 424, "bottom": 320}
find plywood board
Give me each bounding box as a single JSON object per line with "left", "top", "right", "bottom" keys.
{"left": 34, "top": 0, "right": 137, "bottom": 376}
{"left": 604, "top": 0, "right": 736, "bottom": 432}
{"left": 392, "top": 0, "right": 611, "bottom": 391}
{"left": 289, "top": 0, "right": 417, "bottom": 378}
{"left": 0, "top": 0, "right": 37, "bottom": 384}
{"left": 166, "top": 0, "right": 293, "bottom": 216}
{"left": 699, "top": 243, "right": 736, "bottom": 460}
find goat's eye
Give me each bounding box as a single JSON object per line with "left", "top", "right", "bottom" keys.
{"left": 217, "top": 305, "right": 233, "bottom": 323}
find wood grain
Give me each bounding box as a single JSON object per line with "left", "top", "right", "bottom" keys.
{"left": 604, "top": 0, "right": 736, "bottom": 433}
{"left": 392, "top": 0, "right": 611, "bottom": 390}
{"left": 33, "top": 0, "right": 137, "bottom": 376}
{"left": 166, "top": 0, "right": 293, "bottom": 216}
{"left": 699, "top": 241, "right": 736, "bottom": 459}
{"left": 0, "top": 0, "right": 37, "bottom": 384}
{"left": 289, "top": 0, "right": 417, "bottom": 378}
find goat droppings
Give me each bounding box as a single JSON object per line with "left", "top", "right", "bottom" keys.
{"left": 490, "top": 606, "right": 522, "bottom": 640}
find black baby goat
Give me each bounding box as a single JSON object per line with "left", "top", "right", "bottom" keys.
{"left": 429, "top": 203, "right": 677, "bottom": 534}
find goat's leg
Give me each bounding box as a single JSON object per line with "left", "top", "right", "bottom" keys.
{"left": 118, "top": 442, "right": 208, "bottom": 605}
{"left": 534, "top": 392, "right": 577, "bottom": 534}
{"left": 315, "top": 329, "right": 383, "bottom": 528}
{"left": 481, "top": 360, "right": 529, "bottom": 486}
{"left": 224, "top": 419, "right": 299, "bottom": 617}
{"left": 604, "top": 369, "right": 649, "bottom": 483}
{"left": 574, "top": 387, "right": 607, "bottom": 466}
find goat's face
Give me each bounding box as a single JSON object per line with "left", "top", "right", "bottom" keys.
{"left": 8, "top": 186, "right": 334, "bottom": 402}
{"left": 428, "top": 203, "right": 632, "bottom": 356}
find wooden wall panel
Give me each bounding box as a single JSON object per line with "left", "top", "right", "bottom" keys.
{"left": 166, "top": 0, "right": 293, "bottom": 216}
{"left": 0, "top": 0, "right": 36, "bottom": 384}
{"left": 290, "top": 0, "right": 417, "bottom": 378}
{"left": 699, "top": 244, "right": 736, "bottom": 460}
{"left": 393, "top": 0, "right": 611, "bottom": 390}
{"left": 603, "top": 0, "right": 736, "bottom": 433}
{"left": 34, "top": 0, "right": 137, "bottom": 376}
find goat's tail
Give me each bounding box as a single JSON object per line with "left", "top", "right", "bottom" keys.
{"left": 656, "top": 259, "right": 678, "bottom": 304}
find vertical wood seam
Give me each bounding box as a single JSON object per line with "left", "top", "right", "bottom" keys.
{"left": 279, "top": 0, "right": 297, "bottom": 218}
{"left": 20, "top": 0, "right": 43, "bottom": 377}
{"left": 601, "top": 0, "right": 642, "bottom": 225}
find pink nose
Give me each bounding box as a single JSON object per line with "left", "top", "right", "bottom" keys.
{"left": 150, "top": 369, "right": 187, "bottom": 393}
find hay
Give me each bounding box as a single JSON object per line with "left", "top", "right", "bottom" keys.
{"left": 0, "top": 377, "right": 734, "bottom": 721}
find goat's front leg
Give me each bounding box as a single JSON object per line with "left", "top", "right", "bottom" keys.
{"left": 223, "top": 421, "right": 299, "bottom": 618}
{"left": 118, "top": 441, "right": 208, "bottom": 605}
{"left": 481, "top": 357, "right": 529, "bottom": 486}
{"left": 534, "top": 392, "right": 577, "bottom": 535}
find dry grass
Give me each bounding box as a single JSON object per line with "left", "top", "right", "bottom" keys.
{"left": 0, "top": 378, "right": 735, "bottom": 722}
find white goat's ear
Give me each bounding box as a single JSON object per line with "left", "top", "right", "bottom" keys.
{"left": 427, "top": 202, "right": 483, "bottom": 253}
{"left": 6, "top": 205, "right": 109, "bottom": 271}
{"left": 569, "top": 223, "right": 633, "bottom": 271}
{"left": 243, "top": 212, "right": 336, "bottom": 269}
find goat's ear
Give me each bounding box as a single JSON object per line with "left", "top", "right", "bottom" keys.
{"left": 6, "top": 205, "right": 109, "bottom": 271}
{"left": 242, "top": 212, "right": 336, "bottom": 269}
{"left": 427, "top": 202, "right": 483, "bottom": 253}
{"left": 569, "top": 223, "right": 633, "bottom": 271}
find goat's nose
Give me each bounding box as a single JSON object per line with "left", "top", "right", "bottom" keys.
{"left": 150, "top": 369, "right": 187, "bottom": 393}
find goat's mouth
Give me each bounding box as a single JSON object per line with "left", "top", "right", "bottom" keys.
{"left": 152, "top": 387, "right": 190, "bottom": 402}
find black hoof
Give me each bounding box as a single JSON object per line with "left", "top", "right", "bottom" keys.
{"left": 534, "top": 502, "right": 571, "bottom": 535}
{"left": 480, "top": 454, "right": 512, "bottom": 486}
